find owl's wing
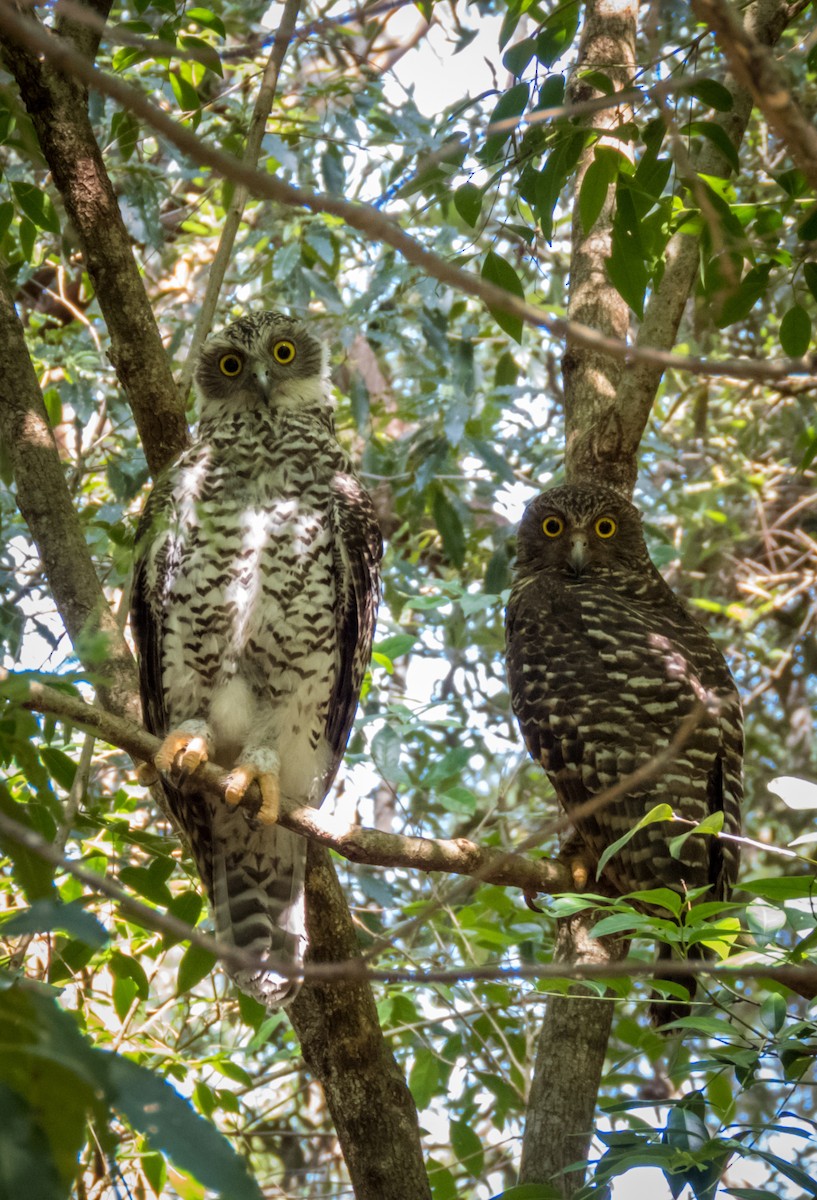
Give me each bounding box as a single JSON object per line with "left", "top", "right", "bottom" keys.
{"left": 130, "top": 476, "right": 176, "bottom": 739}
{"left": 325, "top": 472, "right": 382, "bottom": 787}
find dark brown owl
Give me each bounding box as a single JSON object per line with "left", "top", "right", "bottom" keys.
{"left": 505, "top": 484, "right": 742, "bottom": 1023}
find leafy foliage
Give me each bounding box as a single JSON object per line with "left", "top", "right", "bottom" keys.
{"left": 1, "top": 1, "right": 817, "bottom": 1197}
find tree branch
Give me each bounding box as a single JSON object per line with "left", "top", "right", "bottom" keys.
{"left": 0, "top": 272, "right": 139, "bottom": 721}
{"left": 693, "top": 0, "right": 817, "bottom": 194}
{"left": 0, "top": 670, "right": 573, "bottom": 894}
{"left": 612, "top": 0, "right": 792, "bottom": 473}
{"left": 563, "top": 0, "right": 638, "bottom": 495}
{"left": 0, "top": 1, "right": 813, "bottom": 385}
{"left": 2, "top": 806, "right": 814, "bottom": 997}
{"left": 0, "top": 0, "right": 188, "bottom": 477}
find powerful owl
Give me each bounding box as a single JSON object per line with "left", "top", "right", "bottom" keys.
{"left": 131, "top": 311, "right": 382, "bottom": 1007}
{"left": 505, "top": 484, "right": 742, "bottom": 1022}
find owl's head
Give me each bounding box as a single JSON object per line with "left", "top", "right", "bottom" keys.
{"left": 515, "top": 484, "right": 652, "bottom": 576}
{"left": 194, "top": 311, "right": 328, "bottom": 419}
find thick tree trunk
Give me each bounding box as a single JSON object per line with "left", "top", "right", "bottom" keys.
{"left": 290, "top": 846, "right": 432, "bottom": 1200}
{"left": 520, "top": 913, "right": 626, "bottom": 1195}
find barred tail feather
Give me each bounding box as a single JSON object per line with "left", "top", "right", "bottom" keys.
{"left": 649, "top": 940, "right": 707, "bottom": 1028}
{"left": 209, "top": 811, "right": 308, "bottom": 1008}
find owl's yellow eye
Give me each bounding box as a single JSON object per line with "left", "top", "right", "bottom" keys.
{"left": 272, "top": 339, "right": 296, "bottom": 365}
{"left": 219, "top": 353, "right": 243, "bottom": 377}
{"left": 542, "top": 516, "right": 564, "bottom": 538}
{"left": 595, "top": 517, "right": 617, "bottom": 538}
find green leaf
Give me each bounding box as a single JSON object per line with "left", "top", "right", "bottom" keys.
{"left": 607, "top": 222, "right": 649, "bottom": 318}
{"left": 371, "top": 724, "right": 403, "bottom": 783}
{"left": 579, "top": 149, "right": 619, "bottom": 234}
{"left": 409, "top": 1048, "right": 439, "bottom": 1109}
{"left": 106, "top": 1054, "right": 263, "bottom": 1199}
{"left": 0, "top": 784, "right": 55, "bottom": 901}
{"left": 0, "top": 986, "right": 108, "bottom": 1183}
{"left": 113, "top": 975, "right": 139, "bottom": 1022}
{"left": 779, "top": 304, "right": 811, "bottom": 356}
{"left": 482, "top": 82, "right": 530, "bottom": 161}
{"left": 681, "top": 79, "right": 734, "bottom": 111}
{"left": 454, "top": 182, "right": 482, "bottom": 227}
{"left": 451, "top": 1117, "right": 484, "bottom": 1176}
{"left": 432, "top": 487, "right": 466, "bottom": 567}
{"left": 741, "top": 875, "right": 817, "bottom": 900}
{"left": 178, "top": 34, "right": 223, "bottom": 76}
{"left": 11, "top": 183, "right": 60, "bottom": 234}
{"left": 597, "top": 804, "right": 674, "bottom": 876}
{"left": 185, "top": 7, "right": 226, "bottom": 37}
{"left": 481, "top": 249, "right": 525, "bottom": 342}
{"left": 760, "top": 992, "right": 787, "bottom": 1034}
{"left": 0, "top": 1083, "right": 65, "bottom": 1200}
{"left": 502, "top": 36, "right": 535, "bottom": 77}
{"left": 373, "top": 634, "right": 417, "bottom": 660}
{"left": 803, "top": 261, "right": 817, "bottom": 303}
{"left": 797, "top": 201, "right": 817, "bottom": 241}
{"left": 535, "top": 2, "right": 580, "bottom": 68}
{"left": 176, "top": 943, "right": 217, "bottom": 995}
{"left": 686, "top": 122, "right": 740, "bottom": 173}
{"left": 1, "top": 901, "right": 108, "bottom": 949}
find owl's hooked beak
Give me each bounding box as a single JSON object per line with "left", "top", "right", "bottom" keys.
{"left": 251, "top": 363, "right": 271, "bottom": 400}
{"left": 568, "top": 532, "right": 589, "bottom": 573}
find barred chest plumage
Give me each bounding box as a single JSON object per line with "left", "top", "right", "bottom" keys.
{"left": 151, "top": 406, "right": 352, "bottom": 803}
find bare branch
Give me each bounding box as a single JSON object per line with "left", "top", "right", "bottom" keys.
{"left": 694, "top": 0, "right": 817, "bottom": 193}
{"left": 1, "top": 671, "right": 572, "bottom": 894}
{"left": 0, "top": 273, "right": 139, "bottom": 721}
{"left": 0, "top": 1, "right": 814, "bottom": 385}
{"left": 1, "top": 803, "right": 814, "bottom": 998}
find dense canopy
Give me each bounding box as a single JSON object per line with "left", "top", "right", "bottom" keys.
{"left": 0, "top": 1, "right": 816, "bottom": 1198}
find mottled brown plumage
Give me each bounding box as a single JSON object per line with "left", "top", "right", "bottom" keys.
{"left": 505, "top": 484, "right": 742, "bottom": 1023}
{"left": 131, "top": 312, "right": 382, "bottom": 1007}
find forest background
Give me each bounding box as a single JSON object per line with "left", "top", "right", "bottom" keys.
{"left": 1, "top": 1, "right": 817, "bottom": 1198}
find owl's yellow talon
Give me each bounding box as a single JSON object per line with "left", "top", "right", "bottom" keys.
{"left": 155, "top": 731, "right": 208, "bottom": 775}
{"left": 180, "top": 735, "right": 209, "bottom": 773}
{"left": 136, "top": 760, "right": 159, "bottom": 787}
{"left": 224, "top": 765, "right": 280, "bottom": 823}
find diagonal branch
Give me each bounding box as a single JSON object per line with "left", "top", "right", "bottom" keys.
{"left": 1, "top": 0, "right": 187, "bottom": 476}
{"left": 612, "top": 0, "right": 793, "bottom": 477}
{"left": 0, "top": 271, "right": 139, "bottom": 721}
{"left": 693, "top": 0, "right": 817, "bottom": 193}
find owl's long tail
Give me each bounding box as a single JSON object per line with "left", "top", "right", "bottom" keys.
{"left": 649, "top": 940, "right": 707, "bottom": 1028}
{"left": 208, "top": 804, "right": 308, "bottom": 1008}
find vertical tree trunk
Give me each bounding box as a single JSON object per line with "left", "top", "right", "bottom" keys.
{"left": 563, "top": 0, "right": 639, "bottom": 495}
{"left": 290, "top": 845, "right": 432, "bottom": 1200}
{"left": 520, "top": 914, "right": 626, "bottom": 1195}
{"left": 520, "top": 3, "right": 638, "bottom": 1194}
